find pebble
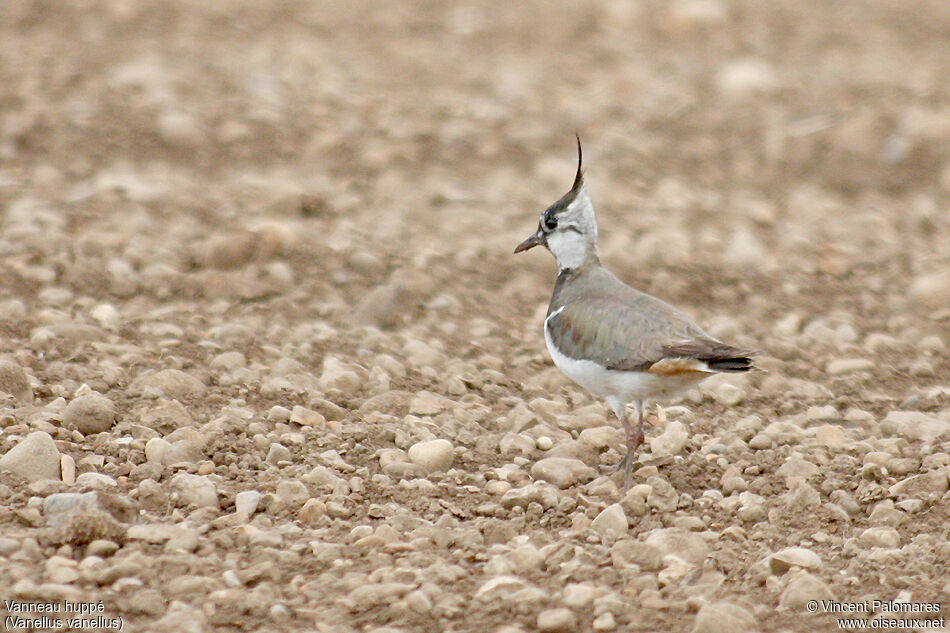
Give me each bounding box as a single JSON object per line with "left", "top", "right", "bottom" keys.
{"left": 169, "top": 473, "right": 219, "bottom": 509}
{"left": 290, "top": 406, "right": 325, "bottom": 427}
{"left": 692, "top": 601, "right": 757, "bottom": 633}
{"left": 319, "top": 356, "right": 363, "bottom": 396}
{"left": 407, "top": 439, "right": 454, "bottom": 473}
{"left": 299, "top": 499, "right": 326, "bottom": 523}
{"left": 354, "top": 283, "right": 403, "bottom": 328}
{"left": 536, "top": 436, "right": 554, "bottom": 450}
{"left": 908, "top": 270, "right": 950, "bottom": 310}
{"left": 716, "top": 58, "right": 777, "bottom": 99}
{"left": 592, "top": 612, "right": 616, "bottom": 631}
{"left": 815, "top": 425, "right": 846, "bottom": 448}
{"left": 275, "top": 481, "right": 309, "bottom": 509}
{"left": 646, "top": 476, "right": 679, "bottom": 512}
{"left": 826, "top": 358, "right": 874, "bottom": 375}
{"left": 0, "top": 360, "right": 33, "bottom": 402}
{"left": 591, "top": 503, "right": 628, "bottom": 538}
{"left": 409, "top": 391, "right": 444, "bottom": 416}
{"left": 60, "top": 455, "right": 76, "bottom": 485}
{"left": 266, "top": 443, "right": 292, "bottom": 465}
{"left": 649, "top": 420, "right": 689, "bottom": 457}
{"left": 75, "top": 472, "right": 117, "bottom": 489}
{"left": 0, "top": 431, "right": 61, "bottom": 482}
{"left": 537, "top": 607, "right": 577, "bottom": 633}
{"left": 530, "top": 457, "right": 596, "bottom": 489}
{"left": 157, "top": 109, "right": 203, "bottom": 147}
{"left": 610, "top": 539, "right": 663, "bottom": 570}
{"left": 767, "top": 547, "right": 822, "bottom": 574}
{"left": 880, "top": 411, "right": 950, "bottom": 443}
{"left": 131, "top": 369, "right": 206, "bottom": 399}
{"left": 62, "top": 392, "right": 116, "bottom": 434}
{"left": 858, "top": 526, "right": 901, "bottom": 549}
{"left": 234, "top": 490, "right": 261, "bottom": 516}
{"left": 644, "top": 528, "right": 709, "bottom": 565}
{"left": 779, "top": 571, "right": 834, "bottom": 609}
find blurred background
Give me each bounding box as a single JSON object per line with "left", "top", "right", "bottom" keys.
{"left": 4, "top": 0, "right": 950, "bottom": 288}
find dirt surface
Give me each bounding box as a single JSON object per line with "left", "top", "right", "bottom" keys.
{"left": 1, "top": 1, "right": 950, "bottom": 632}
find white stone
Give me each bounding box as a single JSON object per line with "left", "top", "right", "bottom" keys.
{"left": 537, "top": 607, "right": 577, "bottom": 633}
{"left": 407, "top": 439, "right": 454, "bottom": 473}
{"left": 591, "top": 503, "right": 628, "bottom": 537}
{"left": 0, "top": 431, "right": 61, "bottom": 481}
{"left": 691, "top": 601, "right": 757, "bottom": 633}
{"left": 826, "top": 358, "right": 874, "bottom": 375}
{"left": 169, "top": 473, "right": 219, "bottom": 509}
{"left": 234, "top": 490, "right": 261, "bottom": 516}
{"left": 767, "top": 547, "right": 822, "bottom": 574}
{"left": 779, "top": 571, "right": 833, "bottom": 610}
{"left": 649, "top": 421, "right": 689, "bottom": 457}
{"left": 530, "top": 457, "right": 596, "bottom": 489}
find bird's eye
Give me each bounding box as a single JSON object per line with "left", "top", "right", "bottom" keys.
{"left": 543, "top": 214, "right": 558, "bottom": 231}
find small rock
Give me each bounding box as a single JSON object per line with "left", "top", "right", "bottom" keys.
{"left": 0, "top": 360, "right": 32, "bottom": 402}
{"left": 0, "top": 431, "right": 61, "bottom": 482}
{"left": 169, "top": 473, "right": 219, "bottom": 509}
{"left": 767, "top": 547, "right": 822, "bottom": 574}
{"left": 646, "top": 476, "right": 678, "bottom": 512}
{"left": 908, "top": 270, "right": 950, "bottom": 311}
{"left": 145, "top": 437, "right": 171, "bottom": 465}
{"left": 354, "top": 283, "right": 403, "bottom": 328}
{"left": 826, "top": 358, "right": 874, "bottom": 375}
{"left": 319, "top": 356, "right": 363, "bottom": 397}
{"left": 880, "top": 411, "right": 950, "bottom": 443}
{"left": 409, "top": 391, "right": 444, "bottom": 416}
{"left": 591, "top": 503, "right": 628, "bottom": 538}
{"left": 275, "top": 481, "right": 309, "bottom": 509}
{"left": 530, "top": 457, "right": 596, "bottom": 489}
{"left": 265, "top": 443, "right": 292, "bottom": 465}
{"left": 157, "top": 109, "right": 203, "bottom": 147}
{"left": 716, "top": 58, "right": 778, "bottom": 99}
{"left": 234, "top": 490, "right": 261, "bottom": 516}
{"left": 75, "top": 472, "right": 117, "bottom": 489}
{"left": 779, "top": 571, "right": 834, "bottom": 610}
{"left": 407, "top": 439, "right": 454, "bottom": 473}
{"left": 43, "top": 492, "right": 100, "bottom": 526}
{"left": 649, "top": 421, "right": 689, "bottom": 457}
{"left": 62, "top": 393, "right": 116, "bottom": 434}
{"left": 610, "top": 539, "right": 663, "bottom": 571}
{"left": 299, "top": 499, "right": 326, "bottom": 523}
{"left": 858, "top": 526, "right": 901, "bottom": 549}
{"left": 290, "top": 406, "right": 325, "bottom": 427}
{"left": 644, "top": 528, "right": 709, "bottom": 565}
{"left": 60, "top": 455, "right": 76, "bottom": 485}
{"left": 131, "top": 369, "right": 205, "bottom": 400}
{"left": 537, "top": 607, "right": 577, "bottom": 633}
{"left": 815, "top": 425, "right": 846, "bottom": 448}
{"left": 691, "top": 601, "right": 757, "bottom": 633}
{"left": 592, "top": 612, "right": 616, "bottom": 631}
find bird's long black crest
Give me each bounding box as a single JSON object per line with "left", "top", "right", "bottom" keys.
{"left": 572, "top": 133, "right": 584, "bottom": 191}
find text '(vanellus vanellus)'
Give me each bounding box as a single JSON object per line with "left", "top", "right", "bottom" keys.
{"left": 514, "top": 136, "right": 754, "bottom": 491}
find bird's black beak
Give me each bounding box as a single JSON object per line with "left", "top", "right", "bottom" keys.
{"left": 514, "top": 228, "right": 545, "bottom": 254}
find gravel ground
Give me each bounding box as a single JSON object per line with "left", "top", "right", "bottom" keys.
{"left": 2, "top": 1, "right": 950, "bottom": 632}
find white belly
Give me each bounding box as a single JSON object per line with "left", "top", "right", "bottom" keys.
{"left": 543, "top": 310, "right": 703, "bottom": 403}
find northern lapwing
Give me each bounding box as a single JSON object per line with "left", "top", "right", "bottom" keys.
{"left": 514, "top": 136, "right": 754, "bottom": 490}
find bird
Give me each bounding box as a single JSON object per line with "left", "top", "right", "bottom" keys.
{"left": 514, "top": 136, "right": 754, "bottom": 491}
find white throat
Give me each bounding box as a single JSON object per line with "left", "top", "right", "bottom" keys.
{"left": 546, "top": 230, "right": 595, "bottom": 271}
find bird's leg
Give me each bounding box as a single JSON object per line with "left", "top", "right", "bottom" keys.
{"left": 608, "top": 400, "right": 645, "bottom": 492}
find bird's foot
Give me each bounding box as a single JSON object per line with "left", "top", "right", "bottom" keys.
{"left": 607, "top": 450, "right": 635, "bottom": 493}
